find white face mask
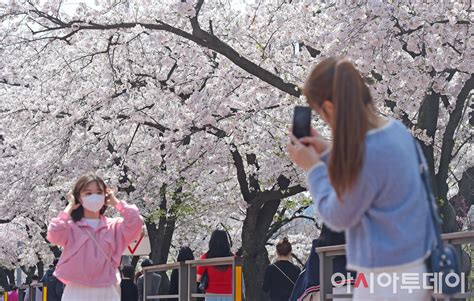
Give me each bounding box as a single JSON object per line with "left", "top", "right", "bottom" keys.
{"left": 81, "top": 194, "right": 105, "bottom": 212}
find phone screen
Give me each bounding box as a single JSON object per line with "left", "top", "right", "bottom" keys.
{"left": 292, "top": 106, "right": 311, "bottom": 139}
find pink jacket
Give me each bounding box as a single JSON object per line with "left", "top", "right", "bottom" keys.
{"left": 47, "top": 200, "right": 143, "bottom": 287}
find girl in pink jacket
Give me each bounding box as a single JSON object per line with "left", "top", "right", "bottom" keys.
{"left": 47, "top": 173, "right": 143, "bottom": 301}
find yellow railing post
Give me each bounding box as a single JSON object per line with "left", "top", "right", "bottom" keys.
{"left": 43, "top": 286, "right": 47, "bottom": 301}
{"left": 234, "top": 264, "right": 243, "bottom": 301}
{"left": 4, "top": 291, "right": 8, "bottom": 301}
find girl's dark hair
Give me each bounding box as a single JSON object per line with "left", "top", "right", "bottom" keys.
{"left": 316, "top": 224, "right": 346, "bottom": 248}
{"left": 71, "top": 173, "right": 108, "bottom": 222}
{"left": 207, "top": 230, "right": 233, "bottom": 270}
{"left": 304, "top": 57, "right": 374, "bottom": 199}
{"left": 276, "top": 237, "right": 292, "bottom": 256}
{"left": 207, "top": 230, "right": 232, "bottom": 258}
{"left": 177, "top": 246, "right": 194, "bottom": 262}
{"left": 121, "top": 265, "right": 135, "bottom": 279}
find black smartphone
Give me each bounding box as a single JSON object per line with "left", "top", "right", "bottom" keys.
{"left": 292, "top": 106, "right": 312, "bottom": 139}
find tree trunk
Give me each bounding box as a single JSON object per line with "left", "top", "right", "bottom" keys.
{"left": 146, "top": 219, "right": 175, "bottom": 265}
{"left": 230, "top": 146, "right": 305, "bottom": 300}
{"left": 146, "top": 183, "right": 182, "bottom": 265}
{"left": 436, "top": 76, "right": 473, "bottom": 216}
{"left": 417, "top": 91, "right": 440, "bottom": 194}
{"left": 242, "top": 245, "right": 270, "bottom": 301}
{"left": 146, "top": 212, "right": 177, "bottom": 295}
{"left": 146, "top": 220, "right": 173, "bottom": 294}
{"left": 241, "top": 199, "right": 281, "bottom": 301}
{"left": 458, "top": 167, "right": 474, "bottom": 206}
{"left": 416, "top": 91, "right": 458, "bottom": 232}
{"left": 145, "top": 183, "right": 185, "bottom": 295}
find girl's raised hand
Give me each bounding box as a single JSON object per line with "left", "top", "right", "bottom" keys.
{"left": 65, "top": 190, "right": 81, "bottom": 212}
{"left": 105, "top": 187, "right": 119, "bottom": 207}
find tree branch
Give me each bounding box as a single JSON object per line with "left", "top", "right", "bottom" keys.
{"left": 265, "top": 206, "right": 314, "bottom": 242}
{"left": 452, "top": 134, "right": 473, "bottom": 159}
{"left": 246, "top": 153, "right": 261, "bottom": 193}
{"left": 25, "top": 10, "right": 301, "bottom": 97}
{"left": 257, "top": 185, "right": 306, "bottom": 202}
{"left": 393, "top": 17, "right": 470, "bottom": 37}
{"left": 230, "top": 144, "right": 252, "bottom": 203}
{"left": 384, "top": 99, "right": 416, "bottom": 129}
{"left": 0, "top": 79, "right": 29, "bottom": 88}
{"left": 190, "top": 0, "right": 205, "bottom": 32}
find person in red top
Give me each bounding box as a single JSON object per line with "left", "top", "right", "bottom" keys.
{"left": 197, "top": 230, "right": 234, "bottom": 301}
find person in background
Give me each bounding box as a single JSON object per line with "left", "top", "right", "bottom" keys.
{"left": 137, "top": 259, "right": 162, "bottom": 301}
{"left": 289, "top": 224, "right": 355, "bottom": 301}
{"left": 287, "top": 57, "right": 436, "bottom": 301}
{"left": 197, "top": 230, "right": 234, "bottom": 301}
{"left": 25, "top": 275, "right": 43, "bottom": 301}
{"left": 262, "top": 237, "right": 301, "bottom": 301}
{"left": 47, "top": 173, "right": 144, "bottom": 301}
{"left": 7, "top": 286, "right": 18, "bottom": 301}
{"left": 121, "top": 265, "right": 138, "bottom": 301}
{"left": 134, "top": 271, "right": 142, "bottom": 284}
{"left": 235, "top": 247, "right": 243, "bottom": 257}
{"left": 169, "top": 247, "right": 202, "bottom": 301}
{"left": 41, "top": 260, "right": 64, "bottom": 301}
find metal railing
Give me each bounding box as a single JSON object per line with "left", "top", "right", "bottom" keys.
{"left": 28, "top": 282, "right": 46, "bottom": 301}
{"left": 8, "top": 232, "right": 471, "bottom": 301}
{"left": 187, "top": 257, "right": 243, "bottom": 301}
{"left": 316, "top": 230, "right": 474, "bottom": 301}
{"left": 0, "top": 282, "right": 46, "bottom": 301}
{"left": 143, "top": 256, "right": 243, "bottom": 301}
{"left": 143, "top": 262, "right": 184, "bottom": 300}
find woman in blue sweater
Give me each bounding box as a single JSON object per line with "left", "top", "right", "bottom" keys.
{"left": 288, "top": 57, "right": 436, "bottom": 300}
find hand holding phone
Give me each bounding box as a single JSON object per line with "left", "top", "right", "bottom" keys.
{"left": 299, "top": 128, "right": 331, "bottom": 155}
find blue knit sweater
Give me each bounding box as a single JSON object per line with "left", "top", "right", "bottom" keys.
{"left": 307, "top": 119, "right": 437, "bottom": 271}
